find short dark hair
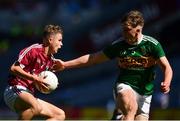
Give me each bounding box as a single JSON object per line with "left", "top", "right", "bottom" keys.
{"left": 43, "top": 24, "right": 63, "bottom": 39}
{"left": 121, "top": 10, "right": 144, "bottom": 28}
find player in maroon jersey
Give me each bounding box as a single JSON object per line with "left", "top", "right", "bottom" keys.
{"left": 3, "top": 24, "right": 65, "bottom": 120}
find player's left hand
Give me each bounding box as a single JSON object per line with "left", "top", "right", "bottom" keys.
{"left": 51, "top": 59, "right": 65, "bottom": 72}
{"left": 161, "top": 81, "right": 170, "bottom": 94}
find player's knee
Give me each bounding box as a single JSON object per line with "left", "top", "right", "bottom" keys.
{"left": 129, "top": 105, "right": 137, "bottom": 116}
{"left": 55, "top": 110, "right": 66, "bottom": 120}
{"left": 135, "top": 114, "right": 149, "bottom": 121}
{"left": 31, "top": 104, "right": 43, "bottom": 116}
{"left": 123, "top": 103, "right": 137, "bottom": 117}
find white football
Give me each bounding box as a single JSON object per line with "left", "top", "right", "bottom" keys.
{"left": 36, "top": 71, "right": 59, "bottom": 94}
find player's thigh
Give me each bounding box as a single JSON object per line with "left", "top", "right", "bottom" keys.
{"left": 115, "top": 83, "right": 137, "bottom": 113}
{"left": 14, "top": 91, "right": 40, "bottom": 112}
{"left": 37, "top": 99, "right": 65, "bottom": 117}
{"left": 4, "top": 85, "right": 40, "bottom": 112}
{"left": 117, "top": 90, "right": 137, "bottom": 112}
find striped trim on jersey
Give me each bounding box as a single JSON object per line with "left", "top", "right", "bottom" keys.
{"left": 143, "top": 35, "right": 159, "bottom": 45}
{"left": 18, "top": 44, "right": 42, "bottom": 62}
{"left": 112, "top": 37, "right": 124, "bottom": 45}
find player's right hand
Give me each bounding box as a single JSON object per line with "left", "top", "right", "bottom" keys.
{"left": 33, "top": 74, "right": 49, "bottom": 90}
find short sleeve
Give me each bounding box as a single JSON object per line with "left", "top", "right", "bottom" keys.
{"left": 17, "top": 48, "right": 36, "bottom": 69}
{"left": 153, "top": 42, "right": 165, "bottom": 59}
{"left": 103, "top": 42, "right": 119, "bottom": 59}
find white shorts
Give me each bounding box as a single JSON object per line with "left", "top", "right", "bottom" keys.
{"left": 114, "top": 83, "right": 152, "bottom": 118}
{"left": 3, "top": 85, "right": 31, "bottom": 112}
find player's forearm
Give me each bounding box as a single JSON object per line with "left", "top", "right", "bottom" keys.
{"left": 64, "top": 54, "right": 92, "bottom": 69}
{"left": 163, "top": 64, "right": 173, "bottom": 84}
{"left": 10, "top": 64, "right": 37, "bottom": 82}
{"left": 160, "top": 64, "right": 173, "bottom": 93}
{"left": 158, "top": 57, "right": 173, "bottom": 86}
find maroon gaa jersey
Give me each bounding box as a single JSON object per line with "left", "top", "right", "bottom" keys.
{"left": 8, "top": 43, "right": 55, "bottom": 93}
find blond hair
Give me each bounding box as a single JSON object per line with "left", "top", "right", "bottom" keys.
{"left": 43, "top": 24, "right": 63, "bottom": 40}
{"left": 121, "top": 10, "right": 144, "bottom": 28}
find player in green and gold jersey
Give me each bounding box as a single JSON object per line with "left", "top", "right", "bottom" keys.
{"left": 53, "top": 10, "right": 173, "bottom": 120}
{"left": 104, "top": 34, "right": 165, "bottom": 96}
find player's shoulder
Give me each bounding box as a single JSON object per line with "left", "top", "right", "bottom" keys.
{"left": 143, "top": 35, "right": 159, "bottom": 45}
{"left": 31, "top": 43, "right": 43, "bottom": 49}
{"left": 27, "top": 43, "right": 43, "bottom": 52}
{"left": 20, "top": 43, "right": 43, "bottom": 55}
{"left": 112, "top": 37, "right": 124, "bottom": 45}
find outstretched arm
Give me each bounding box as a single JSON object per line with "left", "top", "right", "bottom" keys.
{"left": 64, "top": 51, "right": 109, "bottom": 69}
{"left": 157, "top": 56, "right": 173, "bottom": 94}
{"left": 52, "top": 51, "right": 110, "bottom": 71}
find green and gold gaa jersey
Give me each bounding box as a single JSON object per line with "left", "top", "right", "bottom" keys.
{"left": 103, "top": 35, "right": 165, "bottom": 95}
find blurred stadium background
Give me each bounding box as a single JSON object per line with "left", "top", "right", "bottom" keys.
{"left": 0, "top": 0, "right": 180, "bottom": 120}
